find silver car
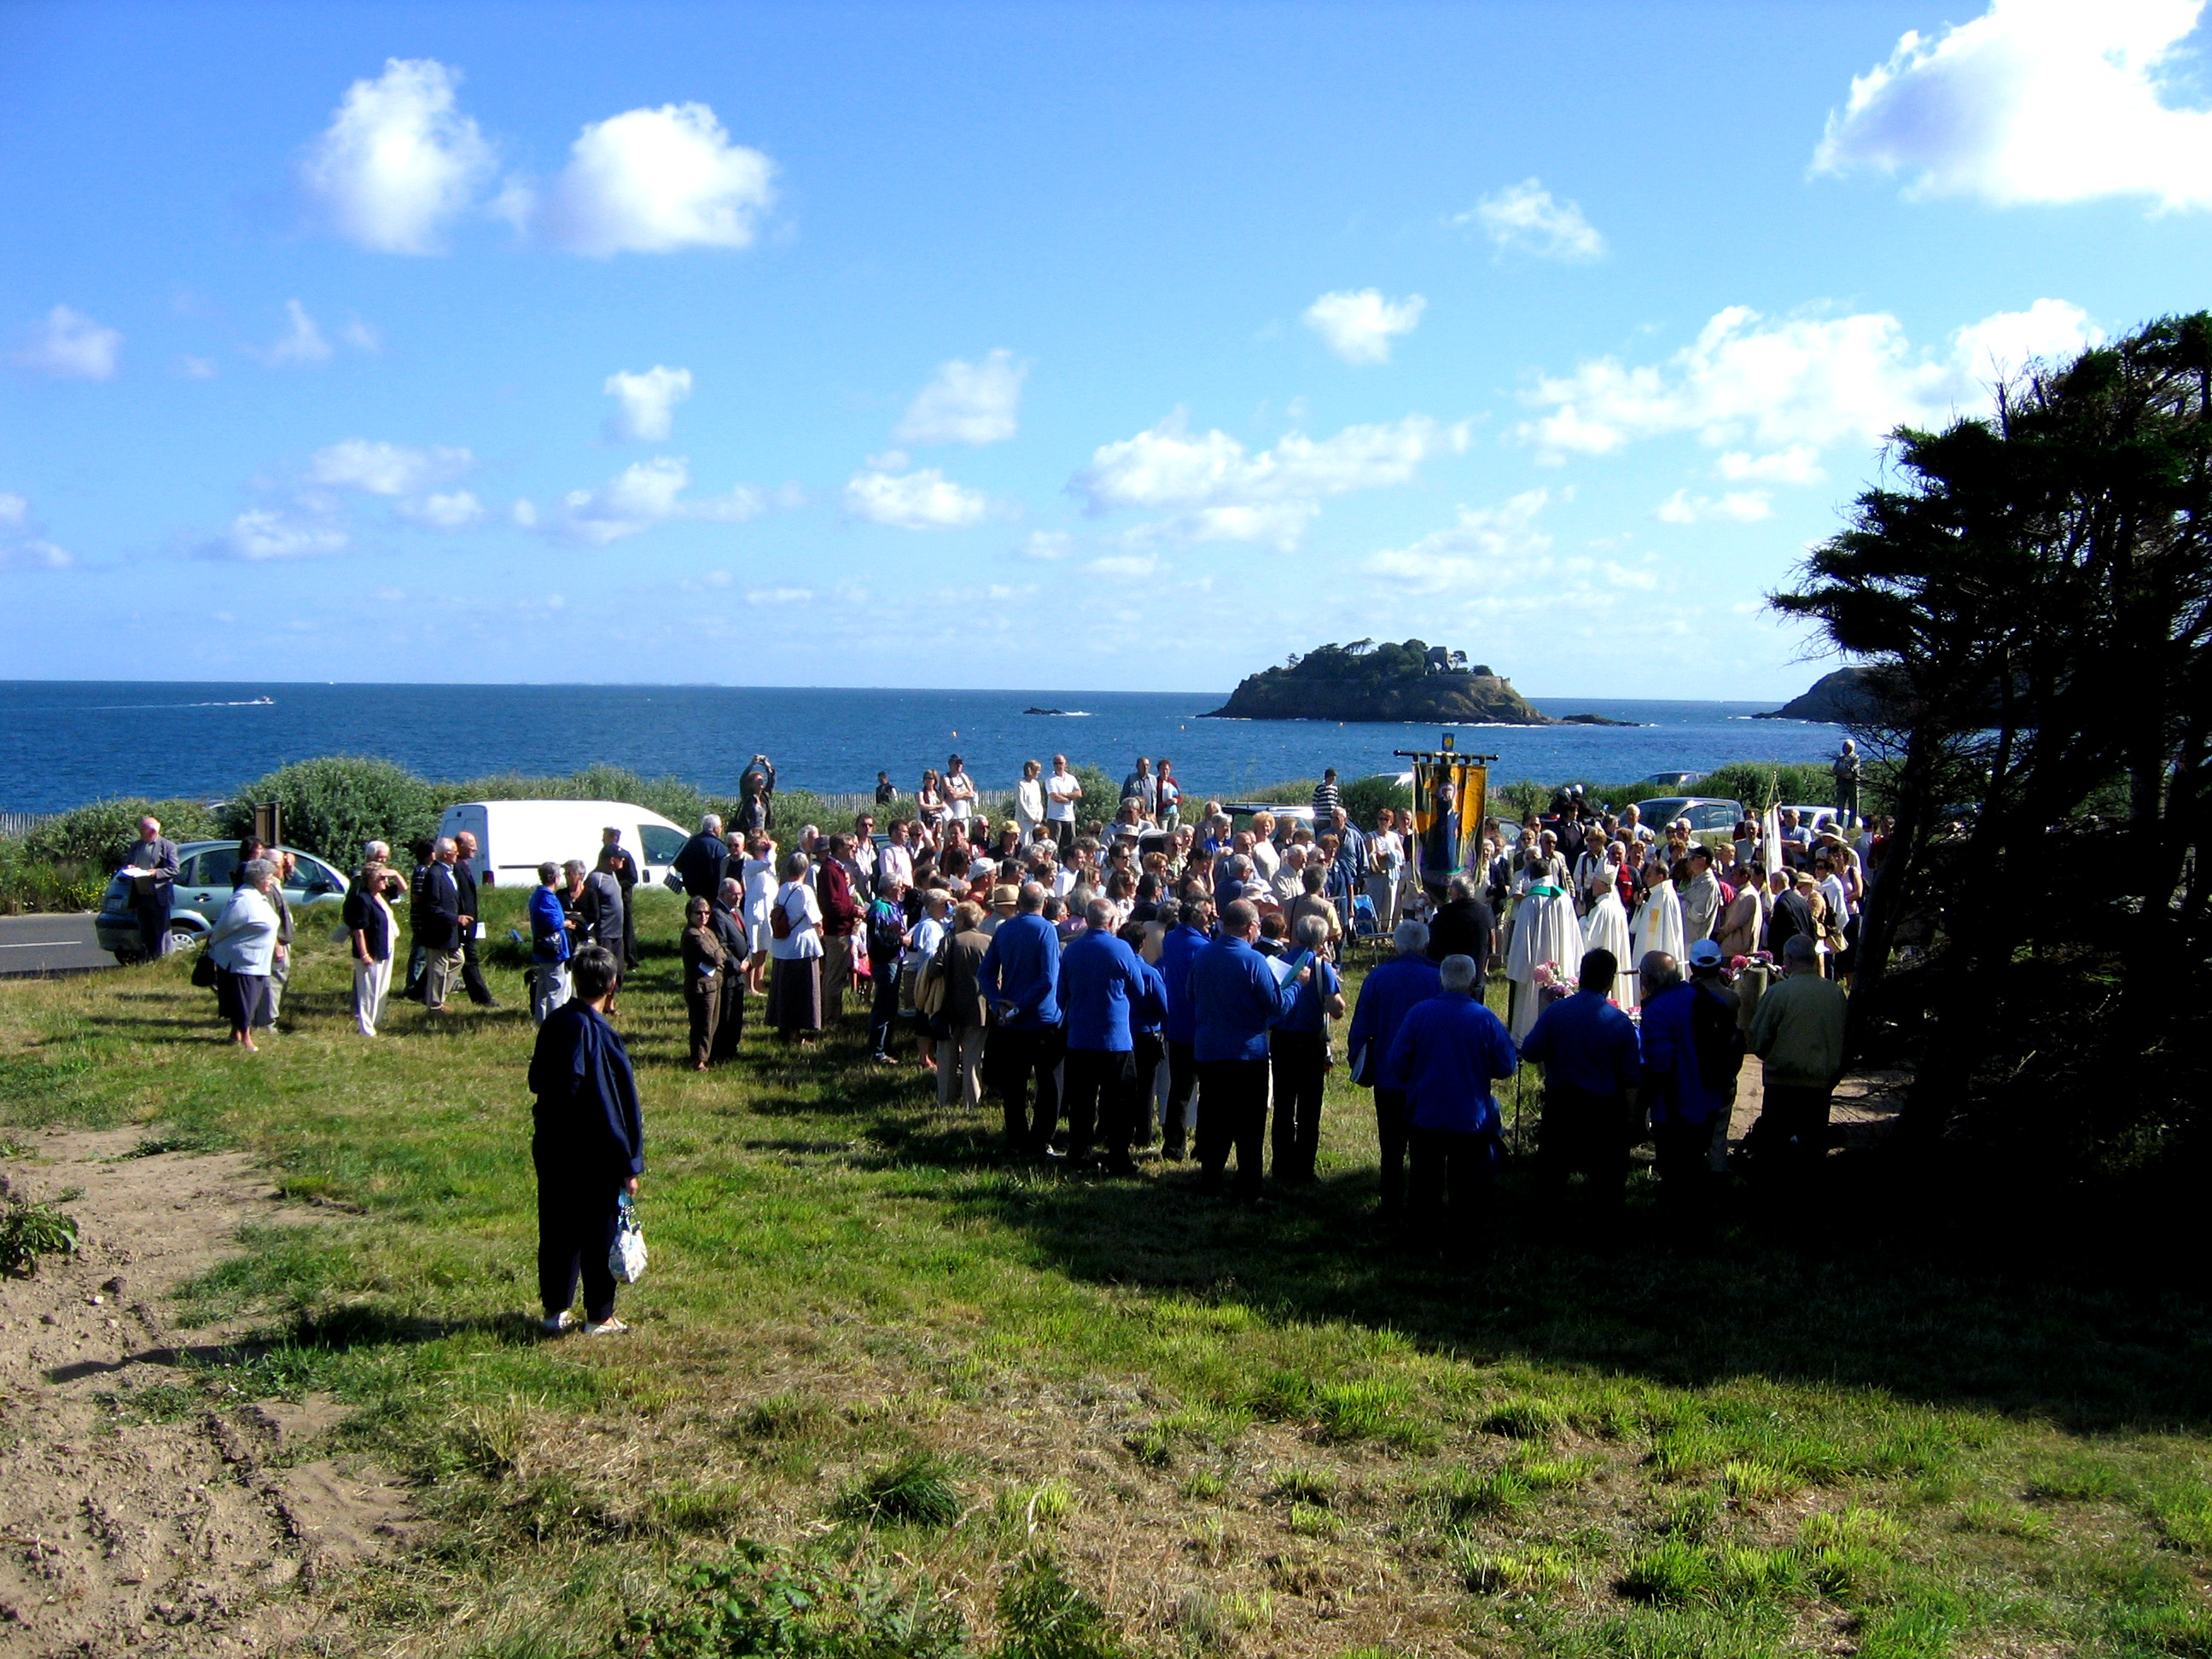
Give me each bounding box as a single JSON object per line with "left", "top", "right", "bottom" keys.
{"left": 94, "top": 840, "right": 351, "bottom": 964}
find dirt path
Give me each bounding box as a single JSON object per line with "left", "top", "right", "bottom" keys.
{"left": 0, "top": 1128, "right": 412, "bottom": 1657}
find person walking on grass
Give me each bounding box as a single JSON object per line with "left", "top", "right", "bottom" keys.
{"left": 118, "top": 814, "right": 180, "bottom": 961}
{"left": 981, "top": 882, "right": 1064, "bottom": 1156}
{"left": 1386, "top": 954, "right": 1517, "bottom": 1260}
{"left": 527, "top": 862, "right": 573, "bottom": 1025}
{"left": 679, "top": 896, "right": 730, "bottom": 1070}
{"left": 528, "top": 946, "right": 642, "bottom": 1337}
{"left": 1190, "top": 898, "right": 1306, "bottom": 1203}
{"left": 1518, "top": 946, "right": 1641, "bottom": 1232}
{"left": 418, "top": 838, "right": 466, "bottom": 1014}
{"left": 1745, "top": 933, "right": 1849, "bottom": 1181}
{"left": 1345, "top": 918, "right": 1443, "bottom": 1219}
{"left": 207, "top": 858, "right": 282, "bottom": 1051}
{"left": 345, "top": 841, "right": 405, "bottom": 1038}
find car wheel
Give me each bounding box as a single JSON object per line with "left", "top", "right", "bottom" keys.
{"left": 113, "top": 951, "right": 144, "bottom": 967}
{"left": 166, "top": 925, "right": 201, "bottom": 954}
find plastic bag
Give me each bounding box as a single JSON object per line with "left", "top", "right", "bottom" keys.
{"left": 608, "top": 1193, "right": 647, "bottom": 1284}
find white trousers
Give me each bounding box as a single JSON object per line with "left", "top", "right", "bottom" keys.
{"left": 352, "top": 955, "right": 393, "bottom": 1037}
{"left": 532, "top": 960, "right": 572, "bottom": 1026}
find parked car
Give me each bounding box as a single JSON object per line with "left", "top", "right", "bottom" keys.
{"left": 1632, "top": 795, "right": 1745, "bottom": 851}
{"left": 1221, "top": 802, "right": 1318, "bottom": 836}
{"left": 1776, "top": 803, "right": 1848, "bottom": 839}
{"left": 435, "top": 799, "right": 691, "bottom": 893}
{"left": 1633, "top": 771, "right": 1704, "bottom": 793}
{"left": 95, "top": 841, "right": 350, "bottom": 964}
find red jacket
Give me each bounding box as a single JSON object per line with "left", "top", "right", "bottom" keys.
{"left": 818, "top": 858, "right": 860, "bottom": 938}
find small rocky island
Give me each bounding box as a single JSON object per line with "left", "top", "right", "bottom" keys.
{"left": 1755, "top": 666, "right": 1891, "bottom": 723}
{"left": 1204, "top": 639, "right": 1553, "bottom": 725}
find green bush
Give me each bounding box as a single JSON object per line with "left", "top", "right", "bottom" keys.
{"left": 1697, "top": 761, "right": 1839, "bottom": 813}
{"left": 1341, "top": 773, "right": 1413, "bottom": 825}
{"left": 0, "top": 842, "right": 106, "bottom": 915}
{"left": 993, "top": 1550, "right": 1132, "bottom": 1659}
{"left": 23, "top": 796, "right": 223, "bottom": 864}
{"left": 836, "top": 1452, "right": 963, "bottom": 1528}
{"left": 224, "top": 757, "right": 443, "bottom": 864}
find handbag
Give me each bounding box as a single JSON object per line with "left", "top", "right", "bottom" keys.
{"left": 608, "top": 1194, "right": 647, "bottom": 1284}
{"left": 191, "top": 952, "right": 218, "bottom": 989}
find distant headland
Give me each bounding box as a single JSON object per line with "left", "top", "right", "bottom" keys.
{"left": 1202, "top": 640, "right": 1554, "bottom": 725}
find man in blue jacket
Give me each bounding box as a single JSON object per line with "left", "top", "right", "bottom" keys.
{"left": 527, "top": 946, "right": 643, "bottom": 1336}
{"left": 981, "top": 882, "right": 1064, "bottom": 1155}
{"left": 1634, "top": 950, "right": 1725, "bottom": 1220}
{"left": 1060, "top": 898, "right": 1168, "bottom": 1175}
{"left": 1519, "top": 946, "right": 1641, "bottom": 1229}
{"left": 1344, "top": 919, "right": 1444, "bottom": 1217}
{"left": 1386, "top": 954, "right": 1518, "bottom": 1258}
{"left": 1156, "top": 895, "right": 1214, "bottom": 1161}
{"left": 1190, "top": 898, "right": 1305, "bottom": 1201}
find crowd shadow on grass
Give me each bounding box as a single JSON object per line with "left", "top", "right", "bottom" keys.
{"left": 727, "top": 1026, "right": 2212, "bottom": 1432}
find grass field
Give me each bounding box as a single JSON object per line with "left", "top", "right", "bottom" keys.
{"left": 3, "top": 887, "right": 2209, "bottom": 1657}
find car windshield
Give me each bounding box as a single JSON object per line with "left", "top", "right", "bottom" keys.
{"left": 1635, "top": 798, "right": 1693, "bottom": 822}
{"left": 640, "top": 825, "right": 688, "bottom": 864}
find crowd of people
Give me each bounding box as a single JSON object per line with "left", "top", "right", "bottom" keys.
{"left": 128, "top": 747, "right": 1871, "bottom": 1335}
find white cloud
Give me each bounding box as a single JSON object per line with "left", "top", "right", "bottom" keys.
{"left": 894, "top": 348, "right": 1027, "bottom": 445}
{"left": 1457, "top": 178, "right": 1606, "bottom": 260}
{"left": 14, "top": 305, "right": 121, "bottom": 380}
{"left": 1087, "top": 552, "right": 1163, "bottom": 580}
{"left": 1363, "top": 489, "right": 1554, "bottom": 595}
{"left": 341, "top": 316, "right": 383, "bottom": 352}
{"left": 1656, "top": 488, "right": 1773, "bottom": 524}
{"left": 1520, "top": 300, "right": 2104, "bottom": 461}
{"left": 1018, "top": 530, "right": 1073, "bottom": 562}
{"left": 178, "top": 355, "right": 218, "bottom": 381}
{"left": 1072, "top": 412, "right": 1468, "bottom": 550}
{"left": 603, "top": 364, "right": 694, "bottom": 442}
{"left": 309, "top": 439, "right": 474, "bottom": 497}
{"left": 217, "top": 509, "right": 349, "bottom": 562}
{"left": 745, "top": 585, "right": 814, "bottom": 606}
{"left": 1718, "top": 445, "right": 1825, "bottom": 485}
{"left": 510, "top": 498, "right": 539, "bottom": 528}
{"left": 247, "top": 300, "right": 333, "bottom": 368}
{"left": 1302, "top": 289, "right": 1426, "bottom": 364}
{"left": 0, "top": 493, "right": 73, "bottom": 571}
{"left": 301, "top": 58, "right": 495, "bottom": 253}
{"left": 1814, "top": 0, "right": 2212, "bottom": 211}
{"left": 842, "top": 466, "right": 992, "bottom": 531}
{"left": 400, "top": 489, "right": 485, "bottom": 529}
{"left": 526, "top": 103, "right": 776, "bottom": 255}
{"left": 550, "top": 456, "right": 767, "bottom": 545}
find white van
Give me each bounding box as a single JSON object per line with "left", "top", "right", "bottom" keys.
{"left": 434, "top": 800, "right": 694, "bottom": 892}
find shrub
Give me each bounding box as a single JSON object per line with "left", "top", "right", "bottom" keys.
{"left": 1483, "top": 1397, "right": 1570, "bottom": 1441}
{"left": 224, "top": 757, "right": 443, "bottom": 864}
{"left": 1340, "top": 773, "right": 1413, "bottom": 825}
{"left": 1697, "top": 761, "right": 1840, "bottom": 813}
{"left": 0, "top": 1196, "right": 79, "bottom": 1275}
{"left": 23, "top": 795, "right": 223, "bottom": 864}
{"left": 993, "top": 1550, "right": 1132, "bottom": 1659}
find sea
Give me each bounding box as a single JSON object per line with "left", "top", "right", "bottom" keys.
{"left": 0, "top": 682, "right": 1845, "bottom": 817}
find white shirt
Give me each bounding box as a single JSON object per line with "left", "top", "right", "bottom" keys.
{"left": 768, "top": 880, "right": 824, "bottom": 960}
{"left": 1045, "top": 771, "right": 1080, "bottom": 822}
{"left": 1368, "top": 830, "right": 1404, "bottom": 874}
{"left": 1016, "top": 777, "right": 1045, "bottom": 826}
{"left": 1250, "top": 840, "right": 1280, "bottom": 881}
{"left": 943, "top": 771, "right": 978, "bottom": 813}
{"left": 877, "top": 842, "right": 913, "bottom": 894}
{"left": 908, "top": 914, "right": 948, "bottom": 964}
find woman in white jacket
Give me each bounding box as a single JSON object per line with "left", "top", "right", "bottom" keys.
{"left": 206, "top": 858, "right": 282, "bottom": 1051}
{"left": 766, "top": 852, "right": 825, "bottom": 1045}
{"left": 1015, "top": 759, "right": 1046, "bottom": 839}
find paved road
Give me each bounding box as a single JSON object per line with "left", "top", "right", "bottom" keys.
{"left": 0, "top": 912, "right": 113, "bottom": 977}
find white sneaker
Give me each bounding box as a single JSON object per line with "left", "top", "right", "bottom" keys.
{"left": 541, "top": 1310, "right": 573, "bottom": 1333}
{"left": 584, "top": 1317, "right": 630, "bottom": 1336}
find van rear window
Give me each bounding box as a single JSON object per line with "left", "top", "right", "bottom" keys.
{"left": 640, "top": 825, "right": 687, "bottom": 864}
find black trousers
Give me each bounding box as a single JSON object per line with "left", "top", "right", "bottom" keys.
{"left": 1749, "top": 1083, "right": 1832, "bottom": 1176}
{"left": 712, "top": 972, "right": 746, "bottom": 1062}
{"left": 1373, "top": 1086, "right": 1409, "bottom": 1212}
{"left": 133, "top": 890, "right": 172, "bottom": 958}
{"left": 867, "top": 959, "right": 902, "bottom": 1057}
{"left": 1063, "top": 1047, "right": 1138, "bottom": 1164}
{"left": 1053, "top": 819, "right": 1074, "bottom": 858}
{"left": 1196, "top": 1057, "right": 1269, "bottom": 1196}
{"left": 1536, "top": 1082, "right": 1631, "bottom": 1215}
{"left": 533, "top": 1143, "right": 624, "bottom": 1324}
{"left": 1269, "top": 1030, "right": 1327, "bottom": 1182}
{"left": 1652, "top": 1117, "right": 1717, "bottom": 1215}
{"left": 621, "top": 889, "right": 640, "bottom": 969}
{"left": 990, "top": 1024, "right": 1063, "bottom": 1152}
{"left": 1130, "top": 1032, "right": 1164, "bottom": 1145}
{"left": 460, "top": 936, "right": 497, "bottom": 1004}
{"left": 1408, "top": 1126, "right": 1498, "bottom": 1256}
{"left": 402, "top": 940, "right": 428, "bottom": 998}
{"left": 1163, "top": 1039, "right": 1199, "bottom": 1152}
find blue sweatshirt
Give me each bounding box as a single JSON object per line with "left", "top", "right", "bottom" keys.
{"left": 1519, "top": 989, "right": 1640, "bottom": 1097}
{"left": 527, "top": 1002, "right": 644, "bottom": 1178}
{"left": 1344, "top": 952, "right": 1443, "bottom": 1089}
{"left": 1387, "top": 991, "right": 1518, "bottom": 1135}
{"left": 528, "top": 883, "right": 571, "bottom": 963}
{"left": 1636, "top": 981, "right": 1726, "bottom": 1126}
{"left": 980, "top": 911, "right": 1062, "bottom": 1029}
{"left": 1159, "top": 923, "right": 1211, "bottom": 1045}
{"left": 1278, "top": 956, "right": 1341, "bottom": 1035}
{"left": 1060, "top": 928, "right": 1167, "bottom": 1052}
{"left": 1190, "top": 934, "right": 1301, "bottom": 1063}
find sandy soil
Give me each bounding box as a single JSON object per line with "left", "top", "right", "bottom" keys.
{"left": 0, "top": 1128, "right": 412, "bottom": 1658}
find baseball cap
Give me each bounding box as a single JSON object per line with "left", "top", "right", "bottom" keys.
{"left": 1687, "top": 938, "right": 1724, "bottom": 968}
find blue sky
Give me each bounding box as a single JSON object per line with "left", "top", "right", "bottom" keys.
{"left": 6, "top": 1, "right": 2212, "bottom": 697}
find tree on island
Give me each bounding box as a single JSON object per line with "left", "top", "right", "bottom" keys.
{"left": 1773, "top": 311, "right": 2212, "bottom": 1197}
